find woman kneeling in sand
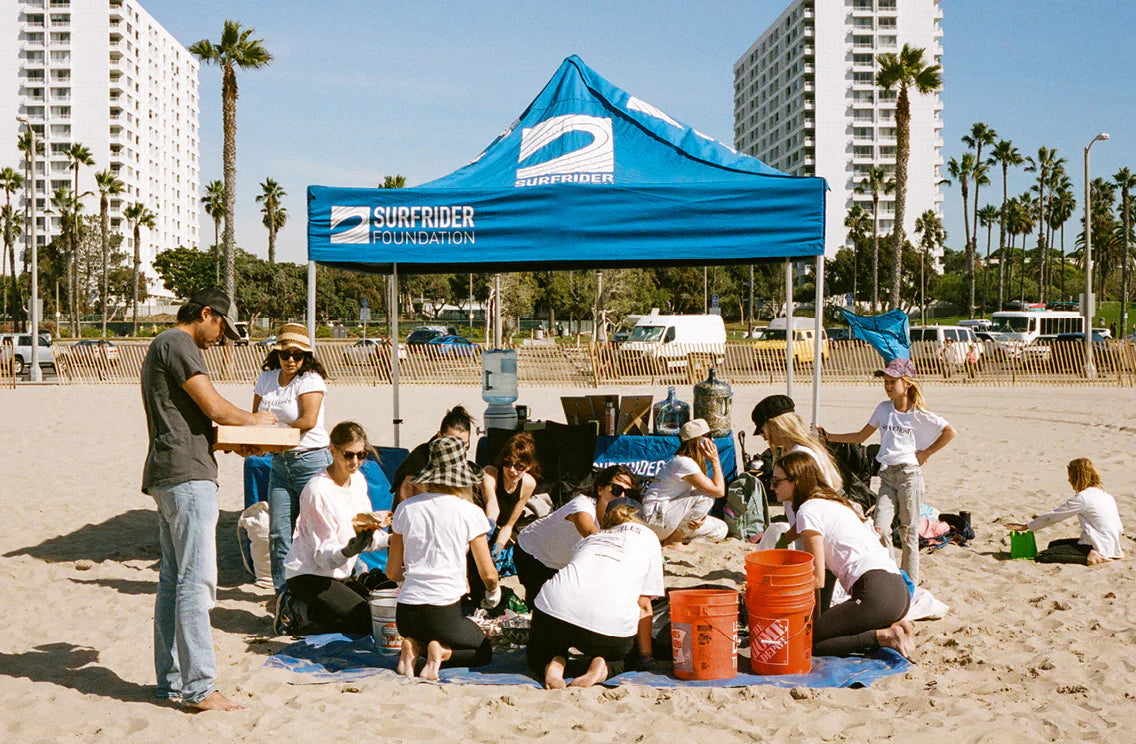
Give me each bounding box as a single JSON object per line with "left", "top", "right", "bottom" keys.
{"left": 387, "top": 436, "right": 501, "bottom": 680}
{"left": 773, "top": 451, "right": 914, "bottom": 658}
{"left": 1005, "top": 457, "right": 1124, "bottom": 565}
{"left": 527, "top": 498, "right": 664, "bottom": 689}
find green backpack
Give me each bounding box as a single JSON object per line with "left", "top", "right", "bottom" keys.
{"left": 723, "top": 473, "right": 768, "bottom": 542}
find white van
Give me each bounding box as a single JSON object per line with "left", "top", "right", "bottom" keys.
{"left": 618, "top": 312, "right": 726, "bottom": 371}
{"left": 909, "top": 325, "right": 983, "bottom": 370}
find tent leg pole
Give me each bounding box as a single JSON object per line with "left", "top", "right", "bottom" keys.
{"left": 391, "top": 264, "right": 401, "bottom": 448}
{"left": 812, "top": 255, "right": 824, "bottom": 428}
{"left": 785, "top": 259, "right": 794, "bottom": 399}
{"left": 494, "top": 273, "right": 502, "bottom": 348}
{"left": 306, "top": 261, "right": 316, "bottom": 345}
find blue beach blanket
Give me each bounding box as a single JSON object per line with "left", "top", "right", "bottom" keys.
{"left": 266, "top": 634, "right": 910, "bottom": 689}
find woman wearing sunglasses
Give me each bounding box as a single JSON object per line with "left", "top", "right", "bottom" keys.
{"left": 277, "top": 422, "right": 392, "bottom": 635}
{"left": 513, "top": 465, "right": 638, "bottom": 604}
{"left": 480, "top": 432, "right": 541, "bottom": 558}
{"left": 252, "top": 323, "right": 332, "bottom": 605}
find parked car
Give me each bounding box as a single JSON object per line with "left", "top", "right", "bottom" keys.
{"left": 1039, "top": 332, "right": 1117, "bottom": 373}
{"left": 975, "top": 329, "right": 1051, "bottom": 364}
{"left": 426, "top": 335, "right": 480, "bottom": 357}
{"left": 751, "top": 317, "right": 829, "bottom": 365}
{"left": 617, "top": 312, "right": 727, "bottom": 371}
{"left": 825, "top": 326, "right": 852, "bottom": 341}
{"left": 254, "top": 335, "right": 278, "bottom": 348}
{"left": 70, "top": 338, "right": 120, "bottom": 364}
{"left": 406, "top": 325, "right": 459, "bottom": 347}
{"left": 233, "top": 321, "right": 250, "bottom": 346}
{"left": 0, "top": 333, "right": 56, "bottom": 376}
{"left": 343, "top": 337, "right": 406, "bottom": 366}
{"left": 908, "top": 325, "right": 984, "bottom": 372}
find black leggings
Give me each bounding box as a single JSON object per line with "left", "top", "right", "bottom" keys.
{"left": 514, "top": 543, "right": 559, "bottom": 605}
{"left": 396, "top": 601, "right": 492, "bottom": 668}
{"left": 526, "top": 607, "right": 637, "bottom": 680}
{"left": 287, "top": 571, "right": 395, "bottom": 635}
{"left": 812, "top": 569, "right": 910, "bottom": 657}
{"left": 1036, "top": 538, "right": 1092, "bottom": 565}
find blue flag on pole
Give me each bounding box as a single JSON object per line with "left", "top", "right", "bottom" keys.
{"left": 839, "top": 309, "right": 911, "bottom": 361}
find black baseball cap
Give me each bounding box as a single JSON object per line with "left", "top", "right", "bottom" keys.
{"left": 751, "top": 394, "right": 796, "bottom": 434}
{"left": 189, "top": 287, "right": 240, "bottom": 340}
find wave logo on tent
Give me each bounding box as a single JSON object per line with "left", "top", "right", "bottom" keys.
{"left": 515, "top": 114, "right": 614, "bottom": 187}
{"left": 329, "top": 206, "right": 371, "bottom": 244}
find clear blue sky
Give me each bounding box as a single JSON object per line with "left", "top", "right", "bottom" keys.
{"left": 145, "top": 0, "right": 1136, "bottom": 265}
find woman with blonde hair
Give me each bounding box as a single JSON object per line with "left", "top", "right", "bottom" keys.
{"left": 527, "top": 497, "right": 664, "bottom": 689}
{"left": 642, "top": 419, "right": 727, "bottom": 545}
{"left": 1005, "top": 458, "right": 1124, "bottom": 565}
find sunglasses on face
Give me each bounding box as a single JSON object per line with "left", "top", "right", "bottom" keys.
{"left": 278, "top": 349, "right": 306, "bottom": 362}
{"left": 501, "top": 459, "right": 528, "bottom": 471}
{"left": 340, "top": 449, "right": 368, "bottom": 462}
{"left": 608, "top": 483, "right": 633, "bottom": 497}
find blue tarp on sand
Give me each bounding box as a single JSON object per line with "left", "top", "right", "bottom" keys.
{"left": 266, "top": 634, "right": 910, "bottom": 689}
{"left": 308, "top": 56, "right": 825, "bottom": 274}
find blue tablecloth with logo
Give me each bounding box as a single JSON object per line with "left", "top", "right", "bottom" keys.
{"left": 592, "top": 434, "right": 736, "bottom": 484}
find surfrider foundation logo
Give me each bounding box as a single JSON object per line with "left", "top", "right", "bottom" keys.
{"left": 515, "top": 114, "right": 614, "bottom": 187}
{"left": 329, "top": 206, "right": 371, "bottom": 244}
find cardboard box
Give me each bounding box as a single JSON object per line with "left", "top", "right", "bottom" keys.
{"left": 214, "top": 425, "right": 300, "bottom": 453}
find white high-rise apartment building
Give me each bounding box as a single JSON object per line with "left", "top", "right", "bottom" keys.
{"left": 0, "top": 0, "right": 199, "bottom": 289}
{"left": 733, "top": 0, "right": 943, "bottom": 257}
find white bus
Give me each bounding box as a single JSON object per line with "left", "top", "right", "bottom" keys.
{"left": 991, "top": 310, "right": 1084, "bottom": 344}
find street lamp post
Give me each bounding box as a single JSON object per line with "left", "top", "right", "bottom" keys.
{"left": 1083, "top": 132, "right": 1109, "bottom": 379}
{"left": 16, "top": 119, "right": 41, "bottom": 382}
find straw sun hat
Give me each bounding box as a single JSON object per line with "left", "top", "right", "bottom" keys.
{"left": 412, "top": 435, "right": 483, "bottom": 488}
{"left": 274, "top": 323, "right": 312, "bottom": 353}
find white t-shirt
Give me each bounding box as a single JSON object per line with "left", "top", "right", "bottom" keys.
{"left": 516, "top": 495, "right": 597, "bottom": 569}
{"left": 783, "top": 444, "right": 828, "bottom": 527}
{"left": 254, "top": 369, "right": 329, "bottom": 450}
{"left": 284, "top": 469, "right": 387, "bottom": 580}
{"left": 1028, "top": 487, "right": 1125, "bottom": 559}
{"left": 392, "top": 492, "right": 490, "bottom": 606}
{"left": 868, "top": 401, "right": 949, "bottom": 467}
{"left": 643, "top": 455, "right": 702, "bottom": 504}
{"left": 795, "top": 497, "right": 899, "bottom": 591}
{"left": 535, "top": 522, "right": 665, "bottom": 637}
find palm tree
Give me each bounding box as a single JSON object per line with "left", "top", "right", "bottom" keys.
{"left": 17, "top": 130, "right": 44, "bottom": 280}
{"left": 990, "top": 140, "right": 1023, "bottom": 312}
{"left": 1114, "top": 168, "right": 1136, "bottom": 338}
{"left": 1049, "top": 186, "right": 1077, "bottom": 301}
{"left": 255, "top": 177, "right": 286, "bottom": 263}
{"left": 65, "top": 143, "right": 94, "bottom": 329}
{"left": 261, "top": 201, "right": 288, "bottom": 259}
{"left": 124, "top": 202, "right": 156, "bottom": 335}
{"left": 844, "top": 204, "right": 870, "bottom": 307}
{"left": 876, "top": 44, "right": 942, "bottom": 309}
{"left": 855, "top": 167, "right": 894, "bottom": 311}
{"left": 963, "top": 123, "right": 997, "bottom": 302}
{"left": 201, "top": 179, "right": 224, "bottom": 284}
{"left": 380, "top": 175, "right": 407, "bottom": 189}
{"left": 1024, "top": 147, "right": 1065, "bottom": 303}
{"left": 190, "top": 21, "right": 273, "bottom": 299}
{"left": 1, "top": 167, "right": 24, "bottom": 321}
{"left": 1009, "top": 194, "right": 1035, "bottom": 300}
{"left": 977, "top": 204, "right": 1000, "bottom": 316}
{"left": 51, "top": 186, "right": 84, "bottom": 336}
{"left": 913, "top": 209, "right": 944, "bottom": 325}
{"left": 94, "top": 170, "right": 124, "bottom": 337}
{"left": 945, "top": 153, "right": 980, "bottom": 316}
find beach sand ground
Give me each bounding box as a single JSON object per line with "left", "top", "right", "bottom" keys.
{"left": 2, "top": 383, "right": 1134, "bottom": 742}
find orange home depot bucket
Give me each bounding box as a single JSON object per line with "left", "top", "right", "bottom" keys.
{"left": 669, "top": 589, "right": 739, "bottom": 681}
{"left": 745, "top": 549, "right": 816, "bottom": 675}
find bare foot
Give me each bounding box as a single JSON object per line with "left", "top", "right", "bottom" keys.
{"left": 397, "top": 637, "right": 422, "bottom": 678}
{"left": 188, "top": 690, "right": 243, "bottom": 712}
{"left": 544, "top": 656, "right": 568, "bottom": 689}
{"left": 876, "top": 622, "right": 915, "bottom": 659}
{"left": 1087, "top": 550, "right": 1112, "bottom": 566}
{"left": 569, "top": 656, "right": 608, "bottom": 688}
{"left": 420, "top": 640, "right": 452, "bottom": 681}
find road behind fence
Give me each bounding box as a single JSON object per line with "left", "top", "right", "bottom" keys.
{"left": 26, "top": 339, "right": 1136, "bottom": 388}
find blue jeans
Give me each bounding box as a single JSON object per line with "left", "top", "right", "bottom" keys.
{"left": 151, "top": 480, "right": 219, "bottom": 704}
{"left": 268, "top": 447, "right": 332, "bottom": 594}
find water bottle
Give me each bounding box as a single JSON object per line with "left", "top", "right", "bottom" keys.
{"left": 693, "top": 368, "right": 733, "bottom": 438}
{"left": 481, "top": 349, "right": 518, "bottom": 405}
{"left": 652, "top": 386, "right": 691, "bottom": 436}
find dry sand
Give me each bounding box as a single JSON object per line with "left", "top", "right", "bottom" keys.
{"left": 2, "top": 382, "right": 1135, "bottom": 743}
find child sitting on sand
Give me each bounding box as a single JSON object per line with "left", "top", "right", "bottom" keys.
{"left": 1005, "top": 458, "right": 1124, "bottom": 565}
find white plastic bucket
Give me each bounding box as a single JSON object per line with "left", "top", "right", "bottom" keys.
{"left": 369, "top": 589, "right": 401, "bottom": 654}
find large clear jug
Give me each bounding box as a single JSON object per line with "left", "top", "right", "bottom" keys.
{"left": 482, "top": 349, "right": 518, "bottom": 406}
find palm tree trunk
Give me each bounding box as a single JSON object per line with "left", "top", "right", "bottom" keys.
{"left": 961, "top": 183, "right": 972, "bottom": 317}
{"left": 1, "top": 233, "right": 8, "bottom": 321}
{"left": 891, "top": 87, "right": 910, "bottom": 309}
{"left": 871, "top": 203, "right": 879, "bottom": 312}
{"left": 132, "top": 228, "right": 140, "bottom": 335}
{"left": 983, "top": 223, "right": 992, "bottom": 317}
{"left": 100, "top": 199, "right": 109, "bottom": 338}
{"left": 920, "top": 245, "right": 926, "bottom": 325}
{"left": 1060, "top": 224, "right": 1066, "bottom": 300}
{"left": 213, "top": 217, "right": 221, "bottom": 285}
{"left": 268, "top": 216, "right": 276, "bottom": 264}
{"left": 222, "top": 65, "right": 238, "bottom": 300}
{"left": 1036, "top": 183, "right": 1046, "bottom": 304}
{"left": 1123, "top": 191, "right": 1131, "bottom": 338}
{"left": 997, "top": 166, "right": 1008, "bottom": 311}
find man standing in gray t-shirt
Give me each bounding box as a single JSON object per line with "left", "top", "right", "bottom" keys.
{"left": 141, "top": 287, "right": 275, "bottom": 711}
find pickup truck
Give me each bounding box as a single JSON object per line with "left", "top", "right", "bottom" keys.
{"left": 0, "top": 333, "right": 56, "bottom": 376}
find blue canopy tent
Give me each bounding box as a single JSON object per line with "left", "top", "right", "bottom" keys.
{"left": 306, "top": 56, "right": 829, "bottom": 443}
